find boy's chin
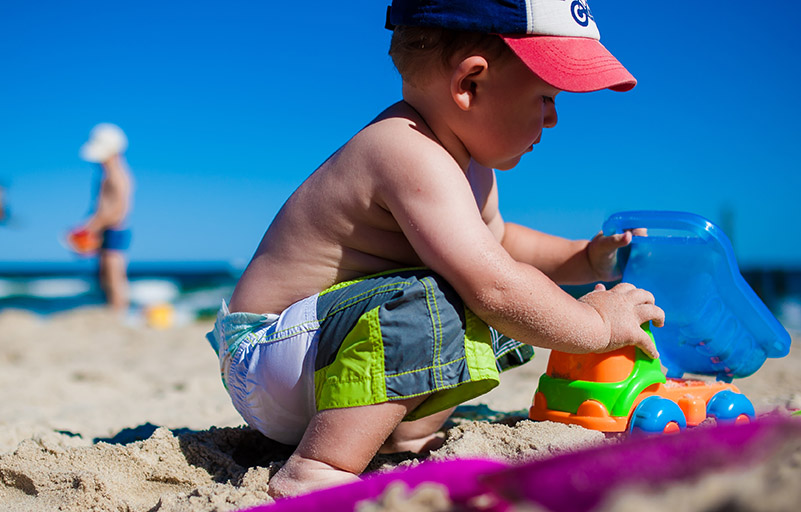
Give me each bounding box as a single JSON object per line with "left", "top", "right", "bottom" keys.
{"left": 494, "top": 156, "right": 524, "bottom": 171}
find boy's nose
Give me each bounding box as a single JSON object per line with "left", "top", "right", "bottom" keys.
{"left": 543, "top": 99, "right": 558, "bottom": 128}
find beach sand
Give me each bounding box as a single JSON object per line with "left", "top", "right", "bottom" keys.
{"left": 0, "top": 307, "right": 798, "bottom": 511}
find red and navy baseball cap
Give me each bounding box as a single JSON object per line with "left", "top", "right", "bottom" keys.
{"left": 386, "top": 0, "right": 636, "bottom": 93}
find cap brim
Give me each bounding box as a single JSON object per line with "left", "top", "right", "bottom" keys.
{"left": 501, "top": 36, "right": 636, "bottom": 93}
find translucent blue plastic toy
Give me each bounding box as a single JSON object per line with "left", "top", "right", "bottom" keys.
{"left": 602, "top": 211, "right": 791, "bottom": 382}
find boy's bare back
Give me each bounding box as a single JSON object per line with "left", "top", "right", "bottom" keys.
{"left": 229, "top": 101, "right": 498, "bottom": 317}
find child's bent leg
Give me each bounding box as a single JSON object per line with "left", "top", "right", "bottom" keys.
{"left": 268, "top": 395, "right": 429, "bottom": 499}
{"left": 379, "top": 406, "right": 455, "bottom": 454}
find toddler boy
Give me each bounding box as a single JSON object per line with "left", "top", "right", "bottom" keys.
{"left": 75, "top": 123, "right": 133, "bottom": 312}
{"left": 207, "top": 0, "right": 664, "bottom": 498}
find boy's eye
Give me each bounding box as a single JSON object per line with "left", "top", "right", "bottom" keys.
{"left": 543, "top": 96, "right": 555, "bottom": 104}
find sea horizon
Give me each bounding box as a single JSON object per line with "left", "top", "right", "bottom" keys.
{"left": 1, "top": 260, "right": 800, "bottom": 333}
{"left": 0, "top": 260, "right": 241, "bottom": 318}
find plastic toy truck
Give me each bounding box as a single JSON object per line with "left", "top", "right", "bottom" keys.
{"left": 530, "top": 211, "right": 791, "bottom": 434}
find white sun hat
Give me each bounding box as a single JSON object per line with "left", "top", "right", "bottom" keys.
{"left": 80, "top": 123, "right": 128, "bottom": 163}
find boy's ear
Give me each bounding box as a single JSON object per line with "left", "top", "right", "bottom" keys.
{"left": 451, "top": 56, "right": 489, "bottom": 111}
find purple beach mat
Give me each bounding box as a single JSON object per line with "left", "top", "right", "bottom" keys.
{"left": 247, "top": 458, "right": 508, "bottom": 512}
{"left": 482, "top": 415, "right": 801, "bottom": 512}
{"left": 243, "top": 416, "right": 801, "bottom": 512}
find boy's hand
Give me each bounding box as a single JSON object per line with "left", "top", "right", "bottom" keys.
{"left": 66, "top": 226, "right": 101, "bottom": 255}
{"left": 586, "top": 229, "right": 645, "bottom": 282}
{"left": 578, "top": 282, "right": 665, "bottom": 359}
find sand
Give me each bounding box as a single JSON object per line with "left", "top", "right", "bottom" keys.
{"left": 0, "top": 307, "right": 798, "bottom": 511}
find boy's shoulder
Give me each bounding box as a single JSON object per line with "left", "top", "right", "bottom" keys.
{"left": 346, "top": 102, "right": 461, "bottom": 180}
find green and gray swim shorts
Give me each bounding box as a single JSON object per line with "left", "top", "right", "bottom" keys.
{"left": 206, "top": 268, "right": 534, "bottom": 445}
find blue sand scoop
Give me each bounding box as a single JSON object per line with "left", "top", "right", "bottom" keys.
{"left": 603, "top": 210, "right": 790, "bottom": 382}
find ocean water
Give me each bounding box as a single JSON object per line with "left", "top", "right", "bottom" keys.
{"left": 0, "top": 261, "right": 239, "bottom": 320}
{"left": 1, "top": 263, "right": 800, "bottom": 333}
{"left": 743, "top": 268, "right": 801, "bottom": 334}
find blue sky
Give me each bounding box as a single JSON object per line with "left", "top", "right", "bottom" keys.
{"left": 1, "top": 1, "right": 799, "bottom": 269}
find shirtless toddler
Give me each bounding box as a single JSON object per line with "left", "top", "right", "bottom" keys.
{"left": 207, "top": 0, "right": 665, "bottom": 498}
{"left": 77, "top": 123, "right": 133, "bottom": 311}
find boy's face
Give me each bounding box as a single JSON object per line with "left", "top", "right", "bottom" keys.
{"left": 469, "top": 54, "right": 560, "bottom": 171}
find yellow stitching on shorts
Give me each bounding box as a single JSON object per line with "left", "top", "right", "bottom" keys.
{"left": 318, "top": 267, "right": 424, "bottom": 296}
{"left": 421, "top": 277, "right": 444, "bottom": 388}
{"left": 337, "top": 281, "right": 410, "bottom": 304}
{"left": 385, "top": 355, "right": 467, "bottom": 378}
{"left": 390, "top": 380, "right": 462, "bottom": 399}
{"left": 431, "top": 279, "right": 445, "bottom": 386}
{"left": 325, "top": 283, "right": 410, "bottom": 319}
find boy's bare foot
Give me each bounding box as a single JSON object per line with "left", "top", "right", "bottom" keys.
{"left": 268, "top": 455, "right": 360, "bottom": 499}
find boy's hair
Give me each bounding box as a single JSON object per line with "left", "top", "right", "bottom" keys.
{"left": 389, "top": 25, "right": 511, "bottom": 86}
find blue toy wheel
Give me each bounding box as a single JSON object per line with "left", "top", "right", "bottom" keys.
{"left": 706, "top": 390, "right": 755, "bottom": 424}
{"left": 628, "top": 396, "right": 688, "bottom": 435}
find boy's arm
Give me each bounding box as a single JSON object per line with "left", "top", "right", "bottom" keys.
{"left": 481, "top": 170, "right": 632, "bottom": 285}
{"left": 501, "top": 223, "right": 636, "bottom": 285}
{"left": 502, "top": 223, "right": 593, "bottom": 284}
{"left": 376, "top": 136, "right": 662, "bottom": 357}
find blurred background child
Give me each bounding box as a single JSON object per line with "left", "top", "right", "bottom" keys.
{"left": 69, "top": 123, "right": 134, "bottom": 312}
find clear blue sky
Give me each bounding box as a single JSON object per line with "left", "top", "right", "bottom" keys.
{"left": 2, "top": 1, "right": 800, "bottom": 269}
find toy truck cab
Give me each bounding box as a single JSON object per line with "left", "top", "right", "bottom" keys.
{"left": 530, "top": 211, "right": 790, "bottom": 435}
{"left": 530, "top": 341, "right": 755, "bottom": 434}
